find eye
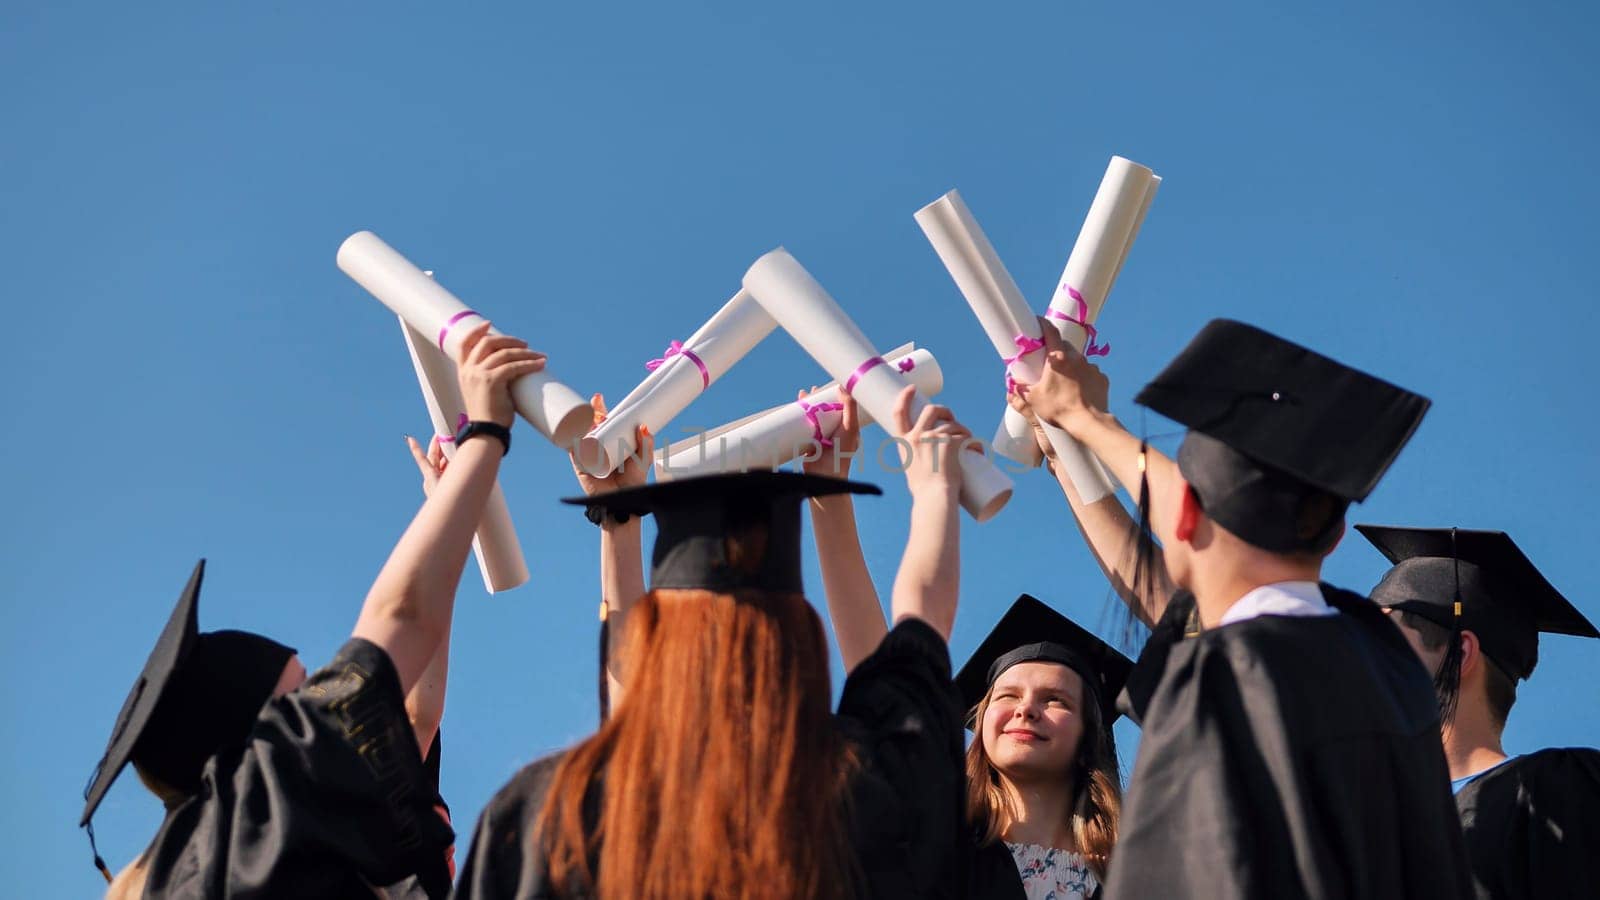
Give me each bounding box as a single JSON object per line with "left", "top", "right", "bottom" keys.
{"left": 993, "top": 691, "right": 1020, "bottom": 702}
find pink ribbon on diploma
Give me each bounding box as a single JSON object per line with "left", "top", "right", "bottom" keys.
{"left": 437, "top": 310, "right": 482, "bottom": 352}
{"left": 843, "top": 355, "right": 917, "bottom": 394}
{"left": 436, "top": 413, "right": 469, "bottom": 444}
{"left": 797, "top": 399, "right": 845, "bottom": 448}
{"left": 1002, "top": 334, "right": 1046, "bottom": 395}
{"left": 645, "top": 340, "right": 711, "bottom": 389}
{"left": 1046, "top": 286, "right": 1110, "bottom": 357}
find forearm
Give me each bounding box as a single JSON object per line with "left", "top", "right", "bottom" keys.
{"left": 355, "top": 438, "right": 501, "bottom": 694}
{"left": 600, "top": 517, "right": 645, "bottom": 705}
{"left": 406, "top": 626, "right": 451, "bottom": 754}
{"left": 890, "top": 490, "right": 960, "bottom": 640}
{"left": 809, "top": 495, "right": 888, "bottom": 671}
{"left": 1060, "top": 408, "right": 1185, "bottom": 551}
{"left": 1050, "top": 458, "right": 1172, "bottom": 625}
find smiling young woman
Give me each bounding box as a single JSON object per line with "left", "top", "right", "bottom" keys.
{"left": 955, "top": 595, "right": 1131, "bottom": 900}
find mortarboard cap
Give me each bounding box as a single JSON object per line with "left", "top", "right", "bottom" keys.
{"left": 1135, "top": 319, "right": 1430, "bottom": 553}
{"left": 955, "top": 594, "right": 1133, "bottom": 724}
{"left": 563, "top": 471, "right": 881, "bottom": 593}
{"left": 80, "top": 561, "right": 295, "bottom": 874}
{"left": 1357, "top": 525, "right": 1597, "bottom": 681}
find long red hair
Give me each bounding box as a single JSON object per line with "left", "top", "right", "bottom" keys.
{"left": 538, "top": 586, "right": 858, "bottom": 899}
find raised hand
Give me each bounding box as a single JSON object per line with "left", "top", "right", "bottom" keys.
{"left": 799, "top": 387, "right": 861, "bottom": 478}
{"left": 569, "top": 394, "right": 652, "bottom": 497}
{"left": 454, "top": 320, "right": 548, "bottom": 428}
{"left": 890, "top": 385, "right": 973, "bottom": 500}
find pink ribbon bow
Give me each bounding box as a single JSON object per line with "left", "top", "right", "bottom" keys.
{"left": 436, "top": 413, "right": 469, "bottom": 444}
{"left": 645, "top": 340, "right": 711, "bottom": 389}
{"left": 1002, "top": 334, "right": 1046, "bottom": 395}
{"left": 843, "top": 355, "right": 917, "bottom": 394}
{"left": 1046, "top": 286, "right": 1110, "bottom": 357}
{"left": 797, "top": 399, "right": 846, "bottom": 448}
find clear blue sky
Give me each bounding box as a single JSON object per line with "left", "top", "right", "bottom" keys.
{"left": 3, "top": 2, "right": 1596, "bottom": 895}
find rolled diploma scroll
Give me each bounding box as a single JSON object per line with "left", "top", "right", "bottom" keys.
{"left": 653, "top": 345, "right": 943, "bottom": 479}
{"left": 996, "top": 157, "right": 1161, "bottom": 496}
{"left": 914, "top": 190, "right": 1116, "bottom": 505}
{"left": 579, "top": 289, "right": 777, "bottom": 476}
{"left": 742, "top": 249, "right": 1013, "bottom": 522}
{"left": 399, "top": 320, "right": 531, "bottom": 593}
{"left": 337, "top": 231, "right": 593, "bottom": 446}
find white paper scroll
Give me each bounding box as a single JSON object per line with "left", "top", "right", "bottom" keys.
{"left": 915, "top": 190, "right": 1118, "bottom": 504}
{"left": 653, "top": 345, "right": 944, "bottom": 479}
{"left": 742, "top": 249, "right": 1013, "bottom": 521}
{"left": 999, "top": 157, "right": 1161, "bottom": 490}
{"left": 337, "top": 231, "right": 593, "bottom": 447}
{"left": 579, "top": 289, "right": 776, "bottom": 476}
{"left": 399, "top": 320, "right": 530, "bottom": 593}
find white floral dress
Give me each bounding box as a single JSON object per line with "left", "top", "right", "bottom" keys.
{"left": 1006, "top": 842, "right": 1099, "bottom": 900}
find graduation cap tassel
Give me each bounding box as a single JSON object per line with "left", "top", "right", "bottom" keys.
{"left": 86, "top": 820, "right": 113, "bottom": 884}
{"left": 1435, "top": 528, "right": 1466, "bottom": 726}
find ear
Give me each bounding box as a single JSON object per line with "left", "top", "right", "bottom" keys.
{"left": 1174, "top": 482, "right": 1203, "bottom": 543}
{"left": 1458, "top": 629, "right": 1482, "bottom": 681}
{"left": 1323, "top": 518, "right": 1347, "bottom": 555}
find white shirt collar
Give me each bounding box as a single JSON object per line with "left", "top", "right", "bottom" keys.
{"left": 1217, "top": 580, "right": 1335, "bottom": 627}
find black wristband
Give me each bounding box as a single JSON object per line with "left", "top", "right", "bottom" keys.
{"left": 454, "top": 420, "right": 511, "bottom": 456}
{"left": 584, "top": 504, "right": 632, "bottom": 527}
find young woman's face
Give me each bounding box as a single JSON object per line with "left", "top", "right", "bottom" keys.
{"left": 980, "top": 661, "right": 1086, "bottom": 781}
{"left": 272, "top": 655, "right": 308, "bottom": 698}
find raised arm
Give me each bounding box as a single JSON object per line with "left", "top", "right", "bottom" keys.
{"left": 887, "top": 386, "right": 968, "bottom": 641}
{"left": 1006, "top": 392, "right": 1173, "bottom": 626}
{"left": 1021, "top": 319, "right": 1185, "bottom": 624}
{"left": 353, "top": 321, "right": 545, "bottom": 696}
{"left": 801, "top": 390, "right": 888, "bottom": 671}
{"left": 567, "top": 394, "right": 649, "bottom": 710}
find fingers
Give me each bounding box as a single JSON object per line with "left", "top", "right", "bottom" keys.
{"left": 426, "top": 436, "right": 445, "bottom": 469}
{"left": 1037, "top": 317, "right": 1065, "bottom": 353}
{"left": 406, "top": 435, "right": 429, "bottom": 470}
{"left": 911, "top": 401, "right": 955, "bottom": 434}
{"left": 469, "top": 335, "right": 532, "bottom": 367}
{"left": 841, "top": 393, "right": 858, "bottom": 433}
{"left": 891, "top": 385, "right": 917, "bottom": 433}
{"left": 490, "top": 358, "right": 546, "bottom": 386}
{"left": 480, "top": 346, "right": 546, "bottom": 372}
{"left": 455, "top": 320, "right": 494, "bottom": 366}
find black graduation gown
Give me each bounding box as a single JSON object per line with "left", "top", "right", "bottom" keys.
{"left": 1104, "top": 586, "right": 1473, "bottom": 900}
{"left": 141, "top": 638, "right": 455, "bottom": 898}
{"left": 455, "top": 618, "right": 966, "bottom": 899}
{"left": 1455, "top": 747, "right": 1600, "bottom": 899}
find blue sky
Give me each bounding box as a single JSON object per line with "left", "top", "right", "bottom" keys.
{"left": 3, "top": 1, "right": 1596, "bottom": 894}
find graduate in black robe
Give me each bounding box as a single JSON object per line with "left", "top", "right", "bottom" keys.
{"left": 1013, "top": 318, "right": 1474, "bottom": 899}
{"left": 458, "top": 394, "right": 973, "bottom": 900}
{"left": 80, "top": 322, "right": 542, "bottom": 898}
{"left": 1358, "top": 525, "right": 1600, "bottom": 899}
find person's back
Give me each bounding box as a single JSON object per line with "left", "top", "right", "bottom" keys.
{"left": 1016, "top": 318, "right": 1473, "bottom": 899}
{"left": 1114, "top": 587, "right": 1464, "bottom": 898}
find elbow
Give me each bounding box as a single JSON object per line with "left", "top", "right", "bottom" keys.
{"left": 365, "top": 587, "right": 448, "bottom": 646}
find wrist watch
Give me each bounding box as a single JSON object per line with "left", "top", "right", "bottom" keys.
{"left": 453, "top": 419, "right": 511, "bottom": 456}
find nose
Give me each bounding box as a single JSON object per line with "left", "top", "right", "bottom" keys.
{"left": 1010, "top": 696, "right": 1039, "bottom": 721}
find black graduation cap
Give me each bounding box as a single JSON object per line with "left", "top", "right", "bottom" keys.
{"left": 955, "top": 595, "right": 1133, "bottom": 724}
{"left": 562, "top": 471, "right": 882, "bottom": 594}
{"left": 80, "top": 560, "right": 295, "bottom": 880}
{"left": 1134, "top": 319, "right": 1431, "bottom": 553}
{"left": 1357, "top": 525, "right": 1598, "bottom": 682}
